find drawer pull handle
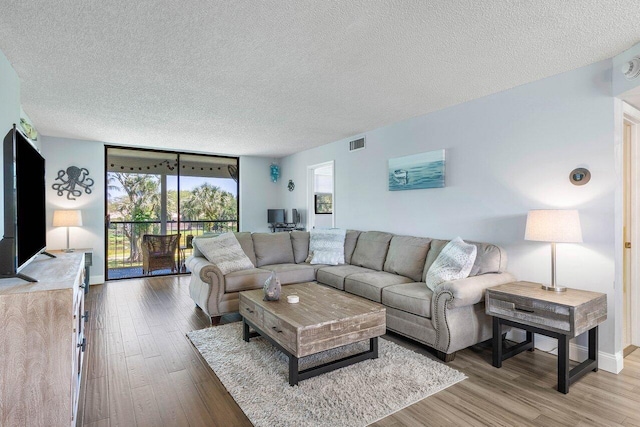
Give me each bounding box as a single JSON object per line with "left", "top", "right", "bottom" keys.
{"left": 515, "top": 307, "right": 534, "bottom": 313}
{"left": 81, "top": 311, "right": 90, "bottom": 323}
{"left": 271, "top": 326, "right": 283, "bottom": 333}
{"left": 77, "top": 337, "right": 86, "bottom": 352}
{"left": 245, "top": 308, "right": 254, "bottom": 314}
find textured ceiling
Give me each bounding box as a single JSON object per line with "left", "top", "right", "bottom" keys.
{"left": 1, "top": 1, "right": 639, "bottom": 158}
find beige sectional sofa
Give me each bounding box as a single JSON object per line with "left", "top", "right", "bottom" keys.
{"left": 186, "top": 230, "right": 516, "bottom": 361}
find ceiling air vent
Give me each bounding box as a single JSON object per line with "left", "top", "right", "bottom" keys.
{"left": 349, "top": 137, "right": 365, "bottom": 152}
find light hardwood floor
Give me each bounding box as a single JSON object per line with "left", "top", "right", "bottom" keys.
{"left": 77, "top": 276, "right": 640, "bottom": 427}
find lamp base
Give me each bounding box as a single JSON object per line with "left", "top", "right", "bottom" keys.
{"left": 63, "top": 248, "right": 75, "bottom": 253}
{"left": 541, "top": 284, "right": 567, "bottom": 292}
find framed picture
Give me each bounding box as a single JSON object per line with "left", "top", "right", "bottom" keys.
{"left": 314, "top": 193, "right": 332, "bottom": 214}
{"left": 388, "top": 149, "right": 445, "bottom": 191}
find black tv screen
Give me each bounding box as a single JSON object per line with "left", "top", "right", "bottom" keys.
{"left": 267, "top": 209, "right": 285, "bottom": 224}
{"left": 15, "top": 132, "right": 46, "bottom": 267}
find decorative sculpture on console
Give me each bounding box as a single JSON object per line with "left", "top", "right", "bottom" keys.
{"left": 52, "top": 166, "right": 94, "bottom": 200}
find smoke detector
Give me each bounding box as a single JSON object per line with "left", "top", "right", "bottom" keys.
{"left": 622, "top": 56, "right": 640, "bottom": 80}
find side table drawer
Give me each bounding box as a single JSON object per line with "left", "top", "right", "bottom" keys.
{"left": 486, "top": 293, "right": 572, "bottom": 333}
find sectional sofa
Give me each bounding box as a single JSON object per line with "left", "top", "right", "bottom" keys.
{"left": 186, "top": 230, "right": 516, "bottom": 361}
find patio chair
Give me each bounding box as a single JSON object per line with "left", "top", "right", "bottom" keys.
{"left": 142, "top": 234, "right": 181, "bottom": 275}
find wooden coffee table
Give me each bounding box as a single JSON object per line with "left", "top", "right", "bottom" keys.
{"left": 239, "top": 282, "right": 386, "bottom": 386}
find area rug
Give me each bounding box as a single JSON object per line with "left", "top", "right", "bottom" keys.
{"left": 187, "top": 322, "right": 466, "bottom": 427}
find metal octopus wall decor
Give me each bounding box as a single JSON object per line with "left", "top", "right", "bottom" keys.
{"left": 52, "top": 166, "right": 94, "bottom": 200}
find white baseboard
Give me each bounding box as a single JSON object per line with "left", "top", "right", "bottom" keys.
{"left": 508, "top": 330, "right": 623, "bottom": 374}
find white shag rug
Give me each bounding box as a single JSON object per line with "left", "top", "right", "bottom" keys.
{"left": 187, "top": 322, "right": 466, "bottom": 427}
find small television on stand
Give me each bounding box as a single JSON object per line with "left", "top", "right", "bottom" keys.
{"left": 0, "top": 125, "right": 54, "bottom": 282}
{"left": 267, "top": 209, "right": 286, "bottom": 225}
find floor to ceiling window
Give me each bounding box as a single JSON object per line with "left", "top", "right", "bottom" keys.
{"left": 105, "top": 147, "right": 239, "bottom": 280}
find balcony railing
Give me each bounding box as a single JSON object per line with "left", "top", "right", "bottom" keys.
{"left": 107, "top": 219, "right": 237, "bottom": 278}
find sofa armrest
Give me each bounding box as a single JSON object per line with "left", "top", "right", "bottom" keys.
{"left": 434, "top": 272, "right": 517, "bottom": 310}
{"left": 186, "top": 255, "right": 225, "bottom": 317}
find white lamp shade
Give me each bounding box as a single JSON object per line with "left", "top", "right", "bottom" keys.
{"left": 53, "top": 210, "right": 83, "bottom": 227}
{"left": 524, "top": 209, "right": 582, "bottom": 243}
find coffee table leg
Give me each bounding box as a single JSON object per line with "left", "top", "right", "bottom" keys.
{"left": 371, "top": 337, "right": 378, "bottom": 359}
{"left": 289, "top": 356, "right": 299, "bottom": 386}
{"left": 493, "top": 317, "right": 502, "bottom": 368}
{"left": 558, "top": 334, "right": 570, "bottom": 394}
{"left": 243, "top": 318, "right": 250, "bottom": 342}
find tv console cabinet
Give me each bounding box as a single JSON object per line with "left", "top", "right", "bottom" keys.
{"left": 0, "top": 251, "right": 88, "bottom": 426}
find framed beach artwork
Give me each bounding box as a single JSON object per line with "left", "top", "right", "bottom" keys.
{"left": 388, "top": 149, "right": 445, "bottom": 191}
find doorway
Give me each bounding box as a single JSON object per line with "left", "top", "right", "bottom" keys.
{"left": 623, "top": 102, "right": 640, "bottom": 356}
{"left": 307, "top": 161, "right": 334, "bottom": 230}
{"left": 105, "top": 147, "right": 239, "bottom": 280}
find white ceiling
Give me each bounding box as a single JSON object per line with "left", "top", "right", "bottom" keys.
{"left": 1, "top": 1, "right": 639, "bottom": 158}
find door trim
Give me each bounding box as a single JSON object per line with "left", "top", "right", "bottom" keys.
{"left": 306, "top": 161, "right": 335, "bottom": 230}
{"left": 623, "top": 102, "right": 640, "bottom": 347}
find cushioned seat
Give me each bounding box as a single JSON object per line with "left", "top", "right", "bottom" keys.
{"left": 316, "top": 265, "right": 373, "bottom": 290}
{"left": 260, "top": 263, "right": 315, "bottom": 284}
{"left": 344, "top": 271, "right": 413, "bottom": 302}
{"left": 382, "top": 282, "right": 433, "bottom": 318}
{"left": 224, "top": 268, "right": 272, "bottom": 293}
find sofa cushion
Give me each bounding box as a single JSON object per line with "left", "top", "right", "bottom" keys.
{"left": 344, "top": 271, "right": 413, "bottom": 302}
{"left": 234, "top": 232, "right": 257, "bottom": 266}
{"left": 290, "top": 231, "right": 310, "bottom": 263}
{"left": 383, "top": 235, "right": 431, "bottom": 282}
{"left": 382, "top": 282, "right": 433, "bottom": 318}
{"left": 260, "top": 264, "right": 316, "bottom": 284}
{"left": 350, "top": 231, "right": 393, "bottom": 271}
{"left": 344, "top": 230, "right": 361, "bottom": 264}
{"left": 225, "top": 268, "right": 273, "bottom": 293}
{"left": 252, "top": 233, "right": 295, "bottom": 267}
{"left": 426, "top": 237, "right": 477, "bottom": 292}
{"left": 316, "top": 265, "right": 373, "bottom": 290}
{"left": 193, "top": 232, "right": 254, "bottom": 275}
{"left": 423, "top": 239, "right": 448, "bottom": 281}
{"left": 423, "top": 239, "right": 506, "bottom": 280}
{"left": 469, "top": 242, "right": 507, "bottom": 275}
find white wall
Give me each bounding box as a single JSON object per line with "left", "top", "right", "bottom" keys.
{"left": 240, "top": 156, "right": 282, "bottom": 232}
{"left": 280, "top": 58, "right": 620, "bottom": 369}
{"left": 0, "top": 50, "right": 21, "bottom": 238}
{"left": 41, "top": 136, "right": 105, "bottom": 284}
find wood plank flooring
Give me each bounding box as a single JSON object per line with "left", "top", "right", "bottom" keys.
{"left": 77, "top": 276, "right": 640, "bottom": 427}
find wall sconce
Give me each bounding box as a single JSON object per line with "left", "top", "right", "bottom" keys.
{"left": 270, "top": 163, "right": 280, "bottom": 183}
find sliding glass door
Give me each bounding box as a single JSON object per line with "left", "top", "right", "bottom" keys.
{"left": 105, "top": 147, "right": 239, "bottom": 280}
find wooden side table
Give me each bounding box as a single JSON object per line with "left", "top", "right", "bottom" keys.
{"left": 486, "top": 281, "right": 607, "bottom": 393}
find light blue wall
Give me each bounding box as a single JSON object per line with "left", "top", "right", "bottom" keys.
{"left": 240, "top": 156, "right": 281, "bottom": 232}
{"left": 0, "top": 50, "right": 21, "bottom": 238}
{"left": 613, "top": 42, "right": 640, "bottom": 96}
{"left": 279, "top": 59, "right": 618, "bottom": 360}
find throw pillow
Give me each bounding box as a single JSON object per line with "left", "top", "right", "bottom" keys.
{"left": 425, "top": 237, "right": 477, "bottom": 292}
{"left": 310, "top": 250, "right": 343, "bottom": 265}
{"left": 309, "top": 228, "right": 346, "bottom": 264}
{"left": 194, "top": 232, "right": 254, "bottom": 275}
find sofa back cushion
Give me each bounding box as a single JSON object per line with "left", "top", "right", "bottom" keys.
{"left": 344, "top": 230, "right": 361, "bottom": 264}
{"left": 350, "top": 231, "right": 393, "bottom": 271}
{"left": 252, "top": 232, "right": 295, "bottom": 267}
{"left": 384, "top": 235, "right": 432, "bottom": 282}
{"left": 422, "top": 238, "right": 507, "bottom": 281}
{"left": 290, "top": 231, "right": 309, "bottom": 263}
{"left": 234, "top": 232, "right": 258, "bottom": 267}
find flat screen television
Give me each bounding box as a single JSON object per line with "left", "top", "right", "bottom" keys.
{"left": 0, "top": 125, "right": 52, "bottom": 282}
{"left": 267, "top": 208, "right": 286, "bottom": 224}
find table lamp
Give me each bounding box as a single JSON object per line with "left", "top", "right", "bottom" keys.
{"left": 524, "top": 209, "right": 582, "bottom": 292}
{"left": 53, "top": 209, "right": 83, "bottom": 252}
